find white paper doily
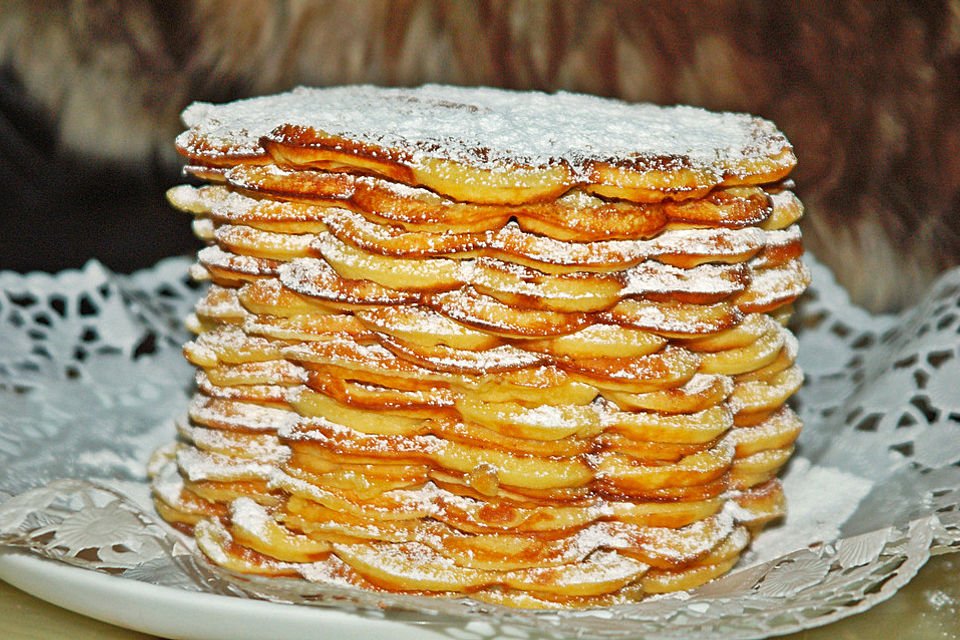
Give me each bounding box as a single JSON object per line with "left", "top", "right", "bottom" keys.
{"left": 1, "top": 256, "right": 959, "bottom": 640}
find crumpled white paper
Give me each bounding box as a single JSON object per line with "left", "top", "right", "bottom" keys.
{"left": 1, "top": 256, "right": 958, "bottom": 640}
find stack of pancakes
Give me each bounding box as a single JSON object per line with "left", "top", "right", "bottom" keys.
{"left": 151, "top": 86, "right": 809, "bottom": 608}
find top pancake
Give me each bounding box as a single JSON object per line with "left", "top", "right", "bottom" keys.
{"left": 177, "top": 85, "right": 795, "bottom": 205}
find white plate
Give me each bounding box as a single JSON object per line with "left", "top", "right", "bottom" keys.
{"left": 0, "top": 551, "right": 462, "bottom": 640}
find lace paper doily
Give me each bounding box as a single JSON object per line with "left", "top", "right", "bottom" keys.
{"left": 1, "top": 256, "right": 959, "bottom": 639}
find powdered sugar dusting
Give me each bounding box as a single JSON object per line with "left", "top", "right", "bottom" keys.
{"left": 176, "top": 447, "right": 276, "bottom": 482}
{"left": 197, "top": 245, "right": 280, "bottom": 277}
{"left": 188, "top": 395, "right": 299, "bottom": 433}
{"left": 737, "top": 259, "right": 811, "bottom": 308}
{"left": 180, "top": 85, "right": 790, "bottom": 179}
{"left": 623, "top": 262, "right": 746, "bottom": 297}
{"left": 742, "top": 458, "right": 872, "bottom": 566}
{"left": 229, "top": 497, "right": 275, "bottom": 540}
{"left": 381, "top": 335, "right": 545, "bottom": 373}
{"left": 324, "top": 205, "right": 771, "bottom": 267}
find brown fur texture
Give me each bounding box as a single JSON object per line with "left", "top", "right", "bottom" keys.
{"left": 2, "top": 0, "right": 959, "bottom": 311}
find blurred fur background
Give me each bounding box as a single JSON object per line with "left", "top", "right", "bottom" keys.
{"left": 1, "top": 0, "right": 959, "bottom": 311}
